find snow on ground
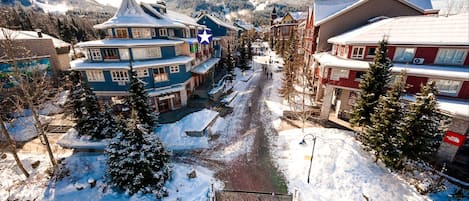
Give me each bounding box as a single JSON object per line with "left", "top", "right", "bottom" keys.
{"left": 56, "top": 128, "right": 108, "bottom": 150}
{"left": 156, "top": 109, "right": 218, "bottom": 151}
{"left": 0, "top": 151, "right": 73, "bottom": 200}
{"left": 43, "top": 152, "right": 222, "bottom": 201}
{"left": 3, "top": 115, "right": 52, "bottom": 142}
{"left": 271, "top": 127, "right": 430, "bottom": 201}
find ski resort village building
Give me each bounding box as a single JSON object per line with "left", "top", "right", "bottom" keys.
{"left": 196, "top": 12, "right": 241, "bottom": 52}
{"left": 310, "top": 14, "right": 469, "bottom": 174}
{"left": 270, "top": 10, "right": 308, "bottom": 44}
{"left": 71, "top": 0, "right": 222, "bottom": 113}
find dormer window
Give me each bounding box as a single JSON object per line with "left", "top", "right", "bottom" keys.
{"left": 115, "top": 28, "right": 129, "bottom": 39}
{"left": 159, "top": 28, "right": 168, "bottom": 37}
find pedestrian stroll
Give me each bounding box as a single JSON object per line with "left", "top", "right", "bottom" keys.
{"left": 270, "top": 72, "right": 273, "bottom": 80}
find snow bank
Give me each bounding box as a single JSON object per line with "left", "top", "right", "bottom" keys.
{"left": 57, "top": 128, "right": 108, "bottom": 150}
{"left": 156, "top": 109, "right": 218, "bottom": 151}
{"left": 45, "top": 153, "right": 221, "bottom": 201}
{"left": 272, "top": 127, "right": 429, "bottom": 201}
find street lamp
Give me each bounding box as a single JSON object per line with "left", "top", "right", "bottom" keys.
{"left": 299, "top": 133, "right": 317, "bottom": 184}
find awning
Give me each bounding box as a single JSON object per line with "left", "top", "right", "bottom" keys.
{"left": 147, "top": 85, "right": 185, "bottom": 97}
{"left": 191, "top": 58, "right": 220, "bottom": 74}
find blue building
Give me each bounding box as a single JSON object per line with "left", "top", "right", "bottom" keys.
{"left": 71, "top": 0, "right": 221, "bottom": 113}
{"left": 196, "top": 13, "right": 241, "bottom": 53}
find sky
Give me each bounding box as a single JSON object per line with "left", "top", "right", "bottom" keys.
{"left": 96, "top": 0, "right": 469, "bottom": 15}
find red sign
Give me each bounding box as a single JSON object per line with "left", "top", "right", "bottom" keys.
{"left": 443, "top": 131, "right": 466, "bottom": 147}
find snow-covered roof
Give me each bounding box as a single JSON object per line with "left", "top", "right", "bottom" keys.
{"left": 147, "top": 84, "right": 185, "bottom": 97}
{"left": 197, "top": 14, "right": 241, "bottom": 31}
{"left": 93, "top": 0, "right": 185, "bottom": 29}
{"left": 192, "top": 58, "right": 220, "bottom": 74}
{"left": 76, "top": 39, "right": 184, "bottom": 48}
{"left": 0, "top": 28, "right": 70, "bottom": 48}
{"left": 328, "top": 14, "right": 469, "bottom": 46}
{"left": 313, "top": 52, "right": 469, "bottom": 80}
{"left": 141, "top": 3, "right": 204, "bottom": 28}
{"left": 168, "top": 37, "right": 199, "bottom": 44}
{"left": 313, "top": 0, "right": 434, "bottom": 26}
{"left": 289, "top": 12, "right": 308, "bottom": 21}
{"left": 403, "top": 95, "right": 469, "bottom": 118}
{"left": 71, "top": 56, "right": 193, "bottom": 70}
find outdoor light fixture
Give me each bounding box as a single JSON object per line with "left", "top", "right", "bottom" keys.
{"left": 299, "top": 133, "right": 317, "bottom": 184}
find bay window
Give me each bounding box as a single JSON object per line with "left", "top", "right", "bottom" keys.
{"left": 111, "top": 70, "right": 129, "bottom": 82}
{"left": 153, "top": 67, "right": 168, "bottom": 82}
{"left": 86, "top": 70, "right": 104, "bottom": 82}
{"left": 132, "top": 47, "right": 162, "bottom": 60}
{"left": 435, "top": 49, "right": 467, "bottom": 65}
{"left": 132, "top": 28, "right": 152, "bottom": 39}
{"left": 393, "top": 47, "right": 415, "bottom": 63}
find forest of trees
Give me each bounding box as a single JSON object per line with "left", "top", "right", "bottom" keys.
{"left": 0, "top": 6, "right": 110, "bottom": 43}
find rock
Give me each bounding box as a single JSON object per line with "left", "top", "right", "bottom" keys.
{"left": 187, "top": 169, "right": 197, "bottom": 179}
{"left": 88, "top": 178, "right": 96, "bottom": 188}
{"left": 31, "top": 161, "right": 41, "bottom": 169}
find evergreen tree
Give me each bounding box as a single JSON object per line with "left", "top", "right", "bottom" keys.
{"left": 76, "top": 85, "right": 105, "bottom": 139}
{"left": 238, "top": 36, "right": 248, "bottom": 71}
{"left": 64, "top": 70, "right": 85, "bottom": 120}
{"left": 247, "top": 36, "right": 253, "bottom": 60}
{"left": 99, "top": 104, "right": 120, "bottom": 139}
{"left": 106, "top": 111, "right": 171, "bottom": 197}
{"left": 365, "top": 73, "right": 406, "bottom": 169}
{"left": 351, "top": 40, "right": 392, "bottom": 127}
{"left": 224, "top": 44, "right": 235, "bottom": 76}
{"left": 124, "top": 69, "right": 157, "bottom": 129}
{"left": 278, "top": 30, "right": 300, "bottom": 104}
{"left": 400, "top": 81, "right": 445, "bottom": 160}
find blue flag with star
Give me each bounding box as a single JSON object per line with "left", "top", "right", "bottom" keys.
{"left": 197, "top": 29, "right": 213, "bottom": 45}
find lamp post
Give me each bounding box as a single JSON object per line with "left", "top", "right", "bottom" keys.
{"left": 299, "top": 133, "right": 317, "bottom": 184}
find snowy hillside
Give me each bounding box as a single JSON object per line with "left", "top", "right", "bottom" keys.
{"left": 0, "top": 0, "right": 115, "bottom": 13}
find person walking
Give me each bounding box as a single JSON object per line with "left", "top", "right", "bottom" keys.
{"left": 270, "top": 72, "right": 273, "bottom": 80}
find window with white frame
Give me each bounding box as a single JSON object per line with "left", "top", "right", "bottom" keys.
{"left": 366, "top": 47, "right": 377, "bottom": 58}
{"left": 168, "top": 29, "right": 175, "bottom": 37}
{"left": 332, "top": 44, "right": 337, "bottom": 55}
{"left": 170, "top": 65, "right": 180, "bottom": 73}
{"left": 330, "top": 69, "right": 349, "bottom": 81}
{"left": 136, "top": 69, "right": 149, "bottom": 77}
{"left": 132, "top": 47, "right": 162, "bottom": 60}
{"left": 159, "top": 28, "right": 167, "bottom": 36}
{"left": 435, "top": 49, "right": 467, "bottom": 65}
{"left": 351, "top": 47, "right": 365, "bottom": 59}
{"left": 86, "top": 70, "right": 104, "bottom": 82}
{"left": 89, "top": 49, "right": 102, "bottom": 61}
{"left": 433, "top": 79, "right": 461, "bottom": 96}
{"left": 111, "top": 70, "right": 129, "bottom": 82}
{"left": 393, "top": 47, "right": 415, "bottom": 63}
{"left": 102, "top": 48, "right": 119, "bottom": 60}
{"left": 115, "top": 28, "right": 129, "bottom": 38}
{"left": 153, "top": 67, "right": 168, "bottom": 82}
{"left": 119, "top": 48, "right": 130, "bottom": 60}
{"left": 132, "top": 28, "right": 152, "bottom": 39}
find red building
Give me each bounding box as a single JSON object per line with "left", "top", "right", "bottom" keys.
{"left": 311, "top": 14, "right": 469, "bottom": 175}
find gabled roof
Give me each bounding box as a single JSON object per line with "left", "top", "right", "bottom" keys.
{"left": 327, "top": 14, "right": 469, "bottom": 46}
{"left": 0, "top": 28, "right": 70, "bottom": 48}
{"left": 289, "top": 12, "right": 308, "bottom": 21}
{"left": 314, "top": 0, "right": 435, "bottom": 26}
{"left": 141, "top": 3, "right": 203, "bottom": 28}
{"left": 94, "top": 0, "right": 185, "bottom": 29}
{"left": 197, "top": 14, "right": 241, "bottom": 31}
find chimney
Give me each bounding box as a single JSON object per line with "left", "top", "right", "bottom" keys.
{"left": 35, "top": 29, "right": 43, "bottom": 38}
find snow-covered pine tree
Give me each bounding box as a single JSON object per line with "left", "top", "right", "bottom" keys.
{"left": 350, "top": 40, "right": 392, "bottom": 128}
{"left": 124, "top": 69, "right": 157, "bottom": 129}
{"left": 106, "top": 111, "right": 171, "bottom": 198}
{"left": 247, "top": 36, "right": 253, "bottom": 60}
{"left": 76, "top": 85, "right": 106, "bottom": 139}
{"left": 64, "top": 70, "right": 85, "bottom": 120}
{"left": 365, "top": 73, "right": 406, "bottom": 169}
{"left": 400, "top": 81, "right": 445, "bottom": 161}
{"left": 99, "top": 104, "right": 120, "bottom": 139}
